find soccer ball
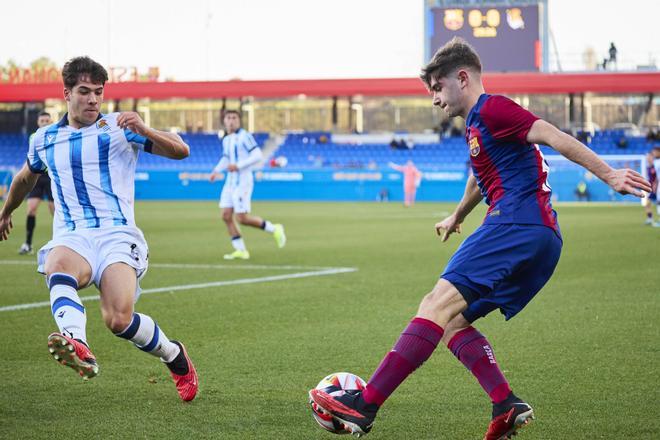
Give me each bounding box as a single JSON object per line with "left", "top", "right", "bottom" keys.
{"left": 309, "top": 372, "right": 367, "bottom": 434}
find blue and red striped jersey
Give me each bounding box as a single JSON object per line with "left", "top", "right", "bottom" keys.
{"left": 465, "top": 94, "right": 559, "bottom": 234}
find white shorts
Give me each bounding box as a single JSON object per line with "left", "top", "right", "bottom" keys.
{"left": 219, "top": 182, "right": 253, "bottom": 213}
{"left": 37, "top": 226, "right": 149, "bottom": 300}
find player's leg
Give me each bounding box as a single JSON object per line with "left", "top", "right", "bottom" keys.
{"left": 235, "top": 212, "right": 286, "bottom": 248}
{"left": 644, "top": 198, "right": 653, "bottom": 225}
{"left": 102, "top": 262, "right": 198, "bottom": 401}
{"left": 442, "top": 313, "right": 513, "bottom": 407}
{"left": 234, "top": 183, "right": 286, "bottom": 248}
{"left": 19, "top": 197, "right": 40, "bottom": 254}
{"left": 310, "top": 279, "right": 467, "bottom": 435}
{"left": 222, "top": 207, "right": 249, "bottom": 260}
{"left": 471, "top": 226, "right": 561, "bottom": 440}
{"left": 44, "top": 246, "right": 98, "bottom": 379}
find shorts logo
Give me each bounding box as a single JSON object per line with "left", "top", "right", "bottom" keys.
{"left": 130, "top": 243, "right": 140, "bottom": 262}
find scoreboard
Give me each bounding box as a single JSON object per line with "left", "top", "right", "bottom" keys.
{"left": 425, "top": 1, "right": 548, "bottom": 72}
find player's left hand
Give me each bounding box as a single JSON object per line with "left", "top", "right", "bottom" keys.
{"left": 117, "top": 112, "right": 149, "bottom": 136}
{"left": 227, "top": 164, "right": 239, "bottom": 172}
{"left": 606, "top": 168, "right": 652, "bottom": 197}
{"left": 435, "top": 213, "right": 462, "bottom": 242}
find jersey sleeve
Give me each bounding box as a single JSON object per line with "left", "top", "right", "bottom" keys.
{"left": 480, "top": 95, "right": 540, "bottom": 144}
{"left": 124, "top": 129, "right": 154, "bottom": 153}
{"left": 243, "top": 131, "right": 259, "bottom": 152}
{"left": 26, "top": 131, "right": 47, "bottom": 174}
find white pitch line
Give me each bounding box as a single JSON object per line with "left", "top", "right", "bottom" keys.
{"left": 0, "top": 267, "right": 357, "bottom": 313}
{"left": 0, "top": 260, "right": 332, "bottom": 271}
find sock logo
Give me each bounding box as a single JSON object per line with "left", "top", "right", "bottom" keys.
{"left": 483, "top": 345, "right": 496, "bottom": 364}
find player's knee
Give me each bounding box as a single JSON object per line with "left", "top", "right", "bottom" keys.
{"left": 418, "top": 289, "right": 458, "bottom": 327}
{"left": 103, "top": 310, "right": 133, "bottom": 333}
{"left": 221, "top": 211, "right": 233, "bottom": 223}
{"left": 236, "top": 214, "right": 249, "bottom": 225}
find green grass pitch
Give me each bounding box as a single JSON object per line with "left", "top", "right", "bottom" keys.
{"left": 0, "top": 201, "right": 658, "bottom": 439}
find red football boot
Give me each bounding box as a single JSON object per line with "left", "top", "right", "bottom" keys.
{"left": 47, "top": 333, "right": 99, "bottom": 380}
{"left": 484, "top": 399, "right": 534, "bottom": 440}
{"left": 167, "top": 341, "right": 198, "bottom": 402}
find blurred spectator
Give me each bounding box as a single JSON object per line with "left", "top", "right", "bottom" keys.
{"left": 389, "top": 138, "right": 408, "bottom": 150}
{"left": 576, "top": 130, "right": 592, "bottom": 145}
{"left": 377, "top": 188, "right": 390, "bottom": 202}
{"left": 608, "top": 42, "right": 618, "bottom": 70}
{"left": 646, "top": 128, "right": 660, "bottom": 143}
{"left": 574, "top": 181, "right": 590, "bottom": 202}
{"left": 616, "top": 136, "right": 628, "bottom": 149}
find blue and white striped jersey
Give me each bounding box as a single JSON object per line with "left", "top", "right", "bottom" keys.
{"left": 27, "top": 112, "right": 153, "bottom": 237}
{"left": 213, "top": 128, "right": 262, "bottom": 187}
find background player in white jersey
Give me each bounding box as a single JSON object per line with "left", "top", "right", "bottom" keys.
{"left": 18, "top": 111, "right": 55, "bottom": 255}
{"left": 0, "top": 56, "right": 198, "bottom": 401}
{"left": 209, "top": 110, "right": 286, "bottom": 260}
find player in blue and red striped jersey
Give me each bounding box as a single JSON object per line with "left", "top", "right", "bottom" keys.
{"left": 309, "top": 37, "right": 652, "bottom": 439}
{"left": 643, "top": 151, "right": 659, "bottom": 226}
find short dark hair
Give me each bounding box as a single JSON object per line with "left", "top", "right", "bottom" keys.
{"left": 38, "top": 111, "right": 51, "bottom": 118}
{"left": 61, "top": 56, "right": 108, "bottom": 89}
{"left": 420, "top": 37, "right": 482, "bottom": 90}
{"left": 223, "top": 110, "right": 241, "bottom": 120}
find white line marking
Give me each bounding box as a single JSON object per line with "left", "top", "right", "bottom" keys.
{"left": 0, "top": 260, "right": 330, "bottom": 271}
{"left": 0, "top": 267, "right": 358, "bottom": 313}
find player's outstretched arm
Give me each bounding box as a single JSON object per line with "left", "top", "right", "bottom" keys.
{"left": 388, "top": 162, "right": 403, "bottom": 171}
{"left": 527, "top": 119, "right": 651, "bottom": 197}
{"left": 0, "top": 163, "right": 40, "bottom": 241}
{"left": 117, "top": 112, "right": 190, "bottom": 160}
{"left": 235, "top": 147, "right": 263, "bottom": 170}
{"left": 435, "top": 174, "right": 482, "bottom": 242}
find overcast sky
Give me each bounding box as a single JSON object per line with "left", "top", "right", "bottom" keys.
{"left": 1, "top": 0, "right": 658, "bottom": 80}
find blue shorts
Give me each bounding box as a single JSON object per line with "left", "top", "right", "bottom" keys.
{"left": 441, "top": 224, "right": 562, "bottom": 322}
{"left": 649, "top": 192, "right": 657, "bottom": 202}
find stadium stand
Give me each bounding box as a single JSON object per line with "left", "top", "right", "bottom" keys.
{"left": 0, "top": 130, "right": 654, "bottom": 171}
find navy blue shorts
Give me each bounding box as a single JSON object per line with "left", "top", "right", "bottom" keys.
{"left": 649, "top": 192, "right": 657, "bottom": 202}
{"left": 441, "top": 224, "right": 562, "bottom": 322}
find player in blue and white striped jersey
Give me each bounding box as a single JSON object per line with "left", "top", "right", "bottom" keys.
{"left": 0, "top": 56, "right": 198, "bottom": 401}
{"left": 209, "top": 110, "right": 286, "bottom": 260}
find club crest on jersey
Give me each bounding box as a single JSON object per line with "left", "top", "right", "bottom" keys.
{"left": 469, "top": 136, "right": 481, "bottom": 157}
{"left": 96, "top": 119, "right": 111, "bottom": 132}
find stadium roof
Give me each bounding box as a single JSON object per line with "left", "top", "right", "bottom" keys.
{"left": 1, "top": 72, "right": 659, "bottom": 102}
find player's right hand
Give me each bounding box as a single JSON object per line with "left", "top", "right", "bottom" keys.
{"left": 0, "top": 214, "right": 13, "bottom": 241}
{"left": 209, "top": 172, "right": 217, "bottom": 182}
{"left": 435, "top": 213, "right": 461, "bottom": 242}
{"left": 606, "top": 168, "right": 652, "bottom": 197}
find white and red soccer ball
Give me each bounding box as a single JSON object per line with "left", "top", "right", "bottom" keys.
{"left": 309, "top": 372, "right": 367, "bottom": 435}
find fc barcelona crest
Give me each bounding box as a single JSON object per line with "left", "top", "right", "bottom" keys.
{"left": 469, "top": 136, "right": 481, "bottom": 157}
